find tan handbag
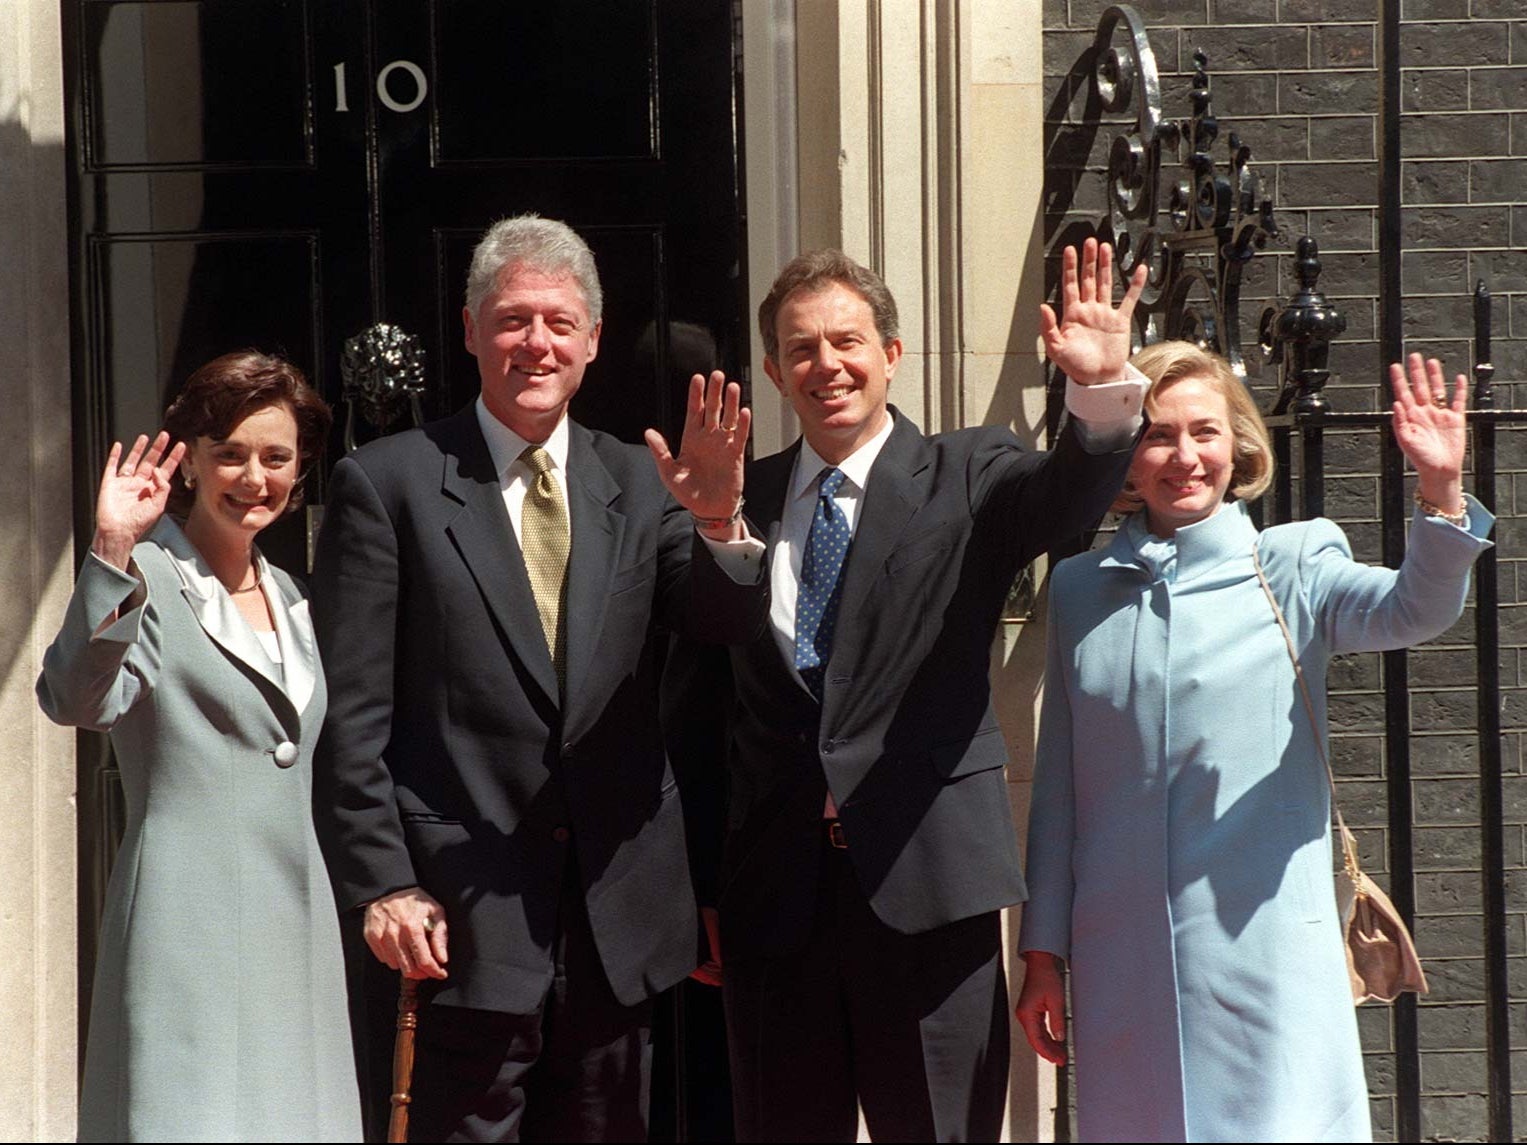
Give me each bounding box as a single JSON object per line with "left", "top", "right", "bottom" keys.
{"left": 1252, "top": 544, "right": 1429, "bottom": 1005}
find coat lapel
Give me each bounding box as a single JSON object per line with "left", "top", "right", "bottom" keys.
{"left": 264, "top": 563, "right": 318, "bottom": 717}
{"left": 437, "top": 408, "right": 561, "bottom": 707}
{"left": 151, "top": 518, "right": 302, "bottom": 733}
{"left": 561, "top": 425, "right": 624, "bottom": 736}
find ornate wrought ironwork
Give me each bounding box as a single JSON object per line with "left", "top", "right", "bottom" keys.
{"left": 1093, "top": 5, "right": 1278, "bottom": 371}
{"left": 1259, "top": 237, "right": 1347, "bottom": 417}
{"left": 340, "top": 322, "right": 428, "bottom": 451}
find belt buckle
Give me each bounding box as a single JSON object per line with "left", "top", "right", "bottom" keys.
{"left": 827, "top": 820, "right": 848, "bottom": 850}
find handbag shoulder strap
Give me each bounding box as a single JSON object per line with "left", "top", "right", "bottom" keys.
{"left": 1250, "top": 541, "right": 1363, "bottom": 879}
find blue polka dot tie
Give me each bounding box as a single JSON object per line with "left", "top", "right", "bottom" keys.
{"left": 795, "top": 467, "right": 851, "bottom": 701}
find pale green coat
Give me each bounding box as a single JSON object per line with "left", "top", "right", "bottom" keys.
{"left": 38, "top": 519, "right": 361, "bottom": 1143}
{"left": 1021, "top": 499, "right": 1492, "bottom": 1143}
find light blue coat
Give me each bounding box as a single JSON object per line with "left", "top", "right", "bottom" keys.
{"left": 1020, "top": 498, "right": 1492, "bottom": 1143}
{"left": 37, "top": 519, "right": 361, "bottom": 1143}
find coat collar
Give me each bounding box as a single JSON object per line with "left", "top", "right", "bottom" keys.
{"left": 1098, "top": 500, "right": 1258, "bottom": 583}
{"left": 150, "top": 516, "right": 316, "bottom": 726}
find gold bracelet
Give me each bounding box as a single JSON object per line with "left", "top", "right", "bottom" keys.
{"left": 691, "top": 497, "right": 746, "bottom": 531}
{"left": 1414, "top": 490, "right": 1467, "bottom": 528}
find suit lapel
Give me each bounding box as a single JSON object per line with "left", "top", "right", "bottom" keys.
{"left": 836, "top": 414, "right": 929, "bottom": 629}
{"left": 745, "top": 442, "right": 799, "bottom": 548}
{"left": 818, "top": 415, "right": 930, "bottom": 719}
{"left": 744, "top": 443, "right": 818, "bottom": 701}
{"left": 438, "top": 408, "right": 561, "bottom": 707}
{"left": 562, "top": 425, "right": 624, "bottom": 735}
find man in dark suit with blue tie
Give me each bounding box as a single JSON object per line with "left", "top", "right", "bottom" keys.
{"left": 706, "top": 239, "right": 1146, "bottom": 1140}
{"left": 312, "top": 215, "right": 766, "bottom": 1142}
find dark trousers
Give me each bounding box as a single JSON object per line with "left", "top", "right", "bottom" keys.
{"left": 722, "top": 834, "right": 1009, "bottom": 1143}
{"left": 397, "top": 875, "right": 653, "bottom": 1143}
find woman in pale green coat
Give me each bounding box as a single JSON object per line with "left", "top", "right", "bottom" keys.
{"left": 1015, "top": 335, "right": 1492, "bottom": 1142}
{"left": 38, "top": 352, "right": 361, "bottom": 1143}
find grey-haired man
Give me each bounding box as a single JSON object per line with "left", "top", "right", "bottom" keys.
{"left": 313, "top": 214, "right": 766, "bottom": 1141}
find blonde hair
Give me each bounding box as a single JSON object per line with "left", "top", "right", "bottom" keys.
{"left": 1113, "top": 341, "right": 1274, "bottom": 515}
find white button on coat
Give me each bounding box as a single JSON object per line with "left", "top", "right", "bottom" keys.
{"left": 272, "top": 741, "right": 299, "bottom": 768}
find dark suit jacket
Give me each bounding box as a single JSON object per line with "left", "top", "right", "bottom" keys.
{"left": 311, "top": 404, "right": 767, "bottom": 1012}
{"left": 718, "top": 409, "right": 1134, "bottom": 958}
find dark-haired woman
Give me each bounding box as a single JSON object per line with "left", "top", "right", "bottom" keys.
{"left": 38, "top": 351, "right": 361, "bottom": 1142}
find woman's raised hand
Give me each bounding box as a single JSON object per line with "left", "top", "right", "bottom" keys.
{"left": 92, "top": 432, "right": 186, "bottom": 571}
{"left": 1039, "top": 237, "right": 1148, "bottom": 387}
{"left": 1390, "top": 353, "right": 1467, "bottom": 516}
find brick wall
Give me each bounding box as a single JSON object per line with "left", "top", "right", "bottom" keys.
{"left": 1042, "top": 2, "right": 1527, "bottom": 1140}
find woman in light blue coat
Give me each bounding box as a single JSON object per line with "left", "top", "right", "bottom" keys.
{"left": 38, "top": 352, "right": 361, "bottom": 1142}
{"left": 1015, "top": 333, "right": 1492, "bottom": 1142}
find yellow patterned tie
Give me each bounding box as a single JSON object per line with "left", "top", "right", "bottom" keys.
{"left": 518, "top": 445, "right": 569, "bottom": 689}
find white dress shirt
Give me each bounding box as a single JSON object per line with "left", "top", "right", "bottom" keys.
{"left": 475, "top": 398, "right": 573, "bottom": 543}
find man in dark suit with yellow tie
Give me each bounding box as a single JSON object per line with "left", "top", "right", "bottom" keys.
{"left": 312, "top": 214, "right": 766, "bottom": 1142}
{"left": 705, "top": 239, "right": 1146, "bottom": 1140}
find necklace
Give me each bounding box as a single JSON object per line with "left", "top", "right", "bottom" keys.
{"left": 229, "top": 564, "right": 263, "bottom": 594}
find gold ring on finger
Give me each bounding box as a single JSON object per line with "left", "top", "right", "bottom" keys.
{"left": 422, "top": 917, "right": 435, "bottom": 933}
{"left": 1432, "top": 392, "right": 1448, "bottom": 407}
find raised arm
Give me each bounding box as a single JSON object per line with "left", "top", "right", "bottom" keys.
{"left": 1297, "top": 356, "right": 1490, "bottom": 654}
{"left": 36, "top": 433, "right": 184, "bottom": 729}
{"left": 969, "top": 239, "right": 1149, "bottom": 558}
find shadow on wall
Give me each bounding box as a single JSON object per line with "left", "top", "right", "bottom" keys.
{"left": 0, "top": 117, "right": 72, "bottom": 700}
{"left": 975, "top": 45, "right": 1108, "bottom": 453}
{"left": 1035, "top": 44, "right": 1110, "bottom": 447}
{"left": 978, "top": 41, "right": 1124, "bottom": 797}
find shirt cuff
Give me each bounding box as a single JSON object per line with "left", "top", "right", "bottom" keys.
{"left": 701, "top": 531, "right": 767, "bottom": 584}
{"left": 1065, "top": 363, "right": 1148, "bottom": 453}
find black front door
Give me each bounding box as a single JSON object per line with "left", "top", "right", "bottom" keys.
{"left": 65, "top": 1, "right": 745, "bottom": 1137}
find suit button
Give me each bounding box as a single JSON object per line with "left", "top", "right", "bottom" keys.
{"left": 822, "top": 740, "right": 835, "bottom": 755}
{"left": 552, "top": 826, "right": 571, "bottom": 843}
{"left": 562, "top": 742, "right": 576, "bottom": 756}
{"left": 272, "top": 741, "right": 298, "bottom": 769}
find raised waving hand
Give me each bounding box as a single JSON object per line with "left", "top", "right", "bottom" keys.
{"left": 1039, "top": 237, "right": 1148, "bottom": 387}
{"left": 1391, "top": 352, "right": 1468, "bottom": 518}
{"left": 645, "top": 370, "right": 750, "bottom": 540}
{"left": 92, "top": 432, "right": 186, "bottom": 571}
